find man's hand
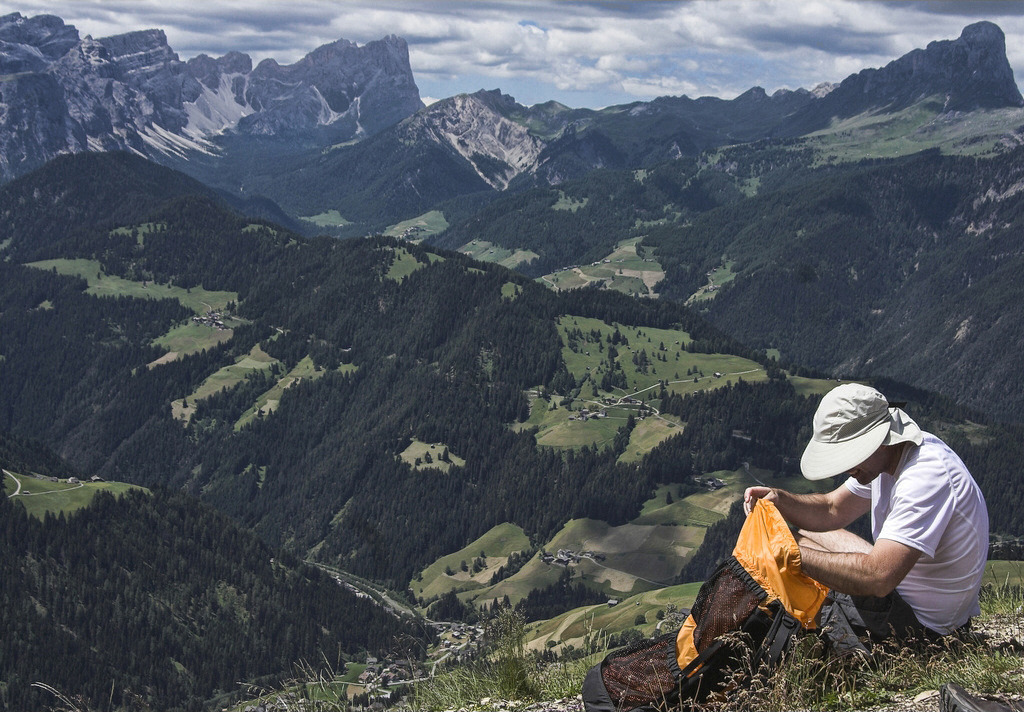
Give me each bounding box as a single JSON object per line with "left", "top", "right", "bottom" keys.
{"left": 743, "top": 486, "right": 777, "bottom": 515}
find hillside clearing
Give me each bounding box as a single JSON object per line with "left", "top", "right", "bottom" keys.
{"left": 458, "top": 240, "right": 539, "bottom": 269}
{"left": 234, "top": 356, "right": 348, "bottom": 430}
{"left": 518, "top": 315, "right": 766, "bottom": 453}
{"left": 4, "top": 469, "right": 145, "bottom": 520}
{"left": 807, "top": 99, "right": 1024, "bottom": 163}
{"left": 686, "top": 260, "right": 737, "bottom": 305}
{"left": 149, "top": 320, "right": 238, "bottom": 366}
{"left": 410, "top": 473, "right": 751, "bottom": 610}
{"left": 25, "top": 258, "right": 238, "bottom": 314}
{"left": 540, "top": 237, "right": 664, "bottom": 297}
{"left": 398, "top": 439, "right": 466, "bottom": 473}
{"left": 412, "top": 523, "right": 532, "bottom": 602}
{"left": 171, "top": 344, "right": 278, "bottom": 424}
{"left": 383, "top": 210, "right": 449, "bottom": 241}
{"left": 301, "top": 209, "right": 351, "bottom": 228}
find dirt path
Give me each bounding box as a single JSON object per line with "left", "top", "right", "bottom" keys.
{"left": 3, "top": 469, "right": 21, "bottom": 497}
{"left": 18, "top": 482, "right": 84, "bottom": 497}
{"left": 584, "top": 557, "right": 675, "bottom": 588}
{"left": 582, "top": 367, "right": 764, "bottom": 423}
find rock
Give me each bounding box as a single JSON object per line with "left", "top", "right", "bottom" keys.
{"left": 401, "top": 90, "right": 545, "bottom": 190}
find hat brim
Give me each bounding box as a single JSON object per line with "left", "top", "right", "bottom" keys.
{"left": 800, "top": 416, "right": 890, "bottom": 481}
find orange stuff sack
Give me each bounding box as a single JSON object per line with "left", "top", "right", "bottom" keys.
{"left": 675, "top": 498, "right": 828, "bottom": 672}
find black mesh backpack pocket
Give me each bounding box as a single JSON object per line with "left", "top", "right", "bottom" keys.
{"left": 582, "top": 556, "right": 800, "bottom": 712}
{"left": 582, "top": 630, "right": 682, "bottom": 712}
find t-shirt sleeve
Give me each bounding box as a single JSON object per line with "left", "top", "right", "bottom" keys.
{"left": 875, "top": 469, "right": 954, "bottom": 559}
{"left": 844, "top": 477, "right": 871, "bottom": 499}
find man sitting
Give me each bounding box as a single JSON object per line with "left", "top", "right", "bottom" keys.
{"left": 743, "top": 383, "right": 988, "bottom": 648}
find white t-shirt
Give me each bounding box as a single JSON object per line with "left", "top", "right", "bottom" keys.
{"left": 844, "top": 432, "right": 989, "bottom": 634}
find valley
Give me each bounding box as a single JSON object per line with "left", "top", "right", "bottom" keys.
{"left": 3, "top": 11, "right": 1024, "bottom": 712}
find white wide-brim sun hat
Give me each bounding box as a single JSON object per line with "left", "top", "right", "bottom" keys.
{"left": 800, "top": 383, "right": 923, "bottom": 480}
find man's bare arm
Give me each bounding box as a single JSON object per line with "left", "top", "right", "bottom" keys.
{"left": 743, "top": 484, "right": 869, "bottom": 532}
{"left": 799, "top": 538, "right": 922, "bottom": 597}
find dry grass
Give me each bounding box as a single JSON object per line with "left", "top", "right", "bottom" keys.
{"left": 712, "top": 590, "right": 1024, "bottom": 712}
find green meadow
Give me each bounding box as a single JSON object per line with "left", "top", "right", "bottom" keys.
{"left": 412, "top": 523, "right": 533, "bottom": 602}
{"left": 457, "top": 240, "right": 540, "bottom": 270}
{"left": 410, "top": 469, "right": 762, "bottom": 612}
{"left": 805, "top": 99, "right": 1024, "bottom": 163}
{"left": 398, "top": 439, "right": 467, "bottom": 473}
{"left": 149, "top": 321, "right": 238, "bottom": 366}
{"left": 501, "top": 282, "right": 522, "bottom": 299}
{"left": 301, "top": 209, "right": 352, "bottom": 228}
{"left": 523, "top": 580, "right": 704, "bottom": 653}
{"left": 788, "top": 375, "right": 841, "bottom": 398}
{"left": 384, "top": 246, "right": 423, "bottom": 281}
{"left": 519, "top": 315, "right": 766, "bottom": 454}
{"left": 26, "top": 258, "right": 238, "bottom": 314}
{"left": 529, "top": 314, "right": 839, "bottom": 457}
{"left": 382, "top": 245, "right": 445, "bottom": 281}
{"left": 27, "top": 257, "right": 245, "bottom": 366}
{"left": 383, "top": 210, "right": 449, "bottom": 240}
{"left": 3, "top": 469, "right": 144, "bottom": 520}
{"left": 540, "top": 237, "right": 665, "bottom": 297}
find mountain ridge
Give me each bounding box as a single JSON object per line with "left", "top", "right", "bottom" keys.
{"left": 0, "top": 11, "right": 423, "bottom": 182}
{"left": 776, "top": 20, "right": 1024, "bottom": 137}
{"left": 192, "top": 20, "right": 1024, "bottom": 235}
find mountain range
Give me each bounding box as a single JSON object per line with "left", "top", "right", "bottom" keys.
{"left": 0, "top": 11, "right": 422, "bottom": 182}
{"left": 4, "top": 15, "right": 1021, "bottom": 223}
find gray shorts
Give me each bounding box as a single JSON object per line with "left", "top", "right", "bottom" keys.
{"left": 819, "top": 589, "right": 934, "bottom": 656}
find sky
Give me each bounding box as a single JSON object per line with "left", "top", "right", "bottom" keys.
{"left": 7, "top": 1, "right": 1024, "bottom": 109}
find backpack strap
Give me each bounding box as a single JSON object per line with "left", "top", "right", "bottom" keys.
{"left": 751, "top": 601, "right": 800, "bottom": 672}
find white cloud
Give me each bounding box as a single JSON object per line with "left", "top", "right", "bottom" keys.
{"left": 5, "top": 0, "right": 1024, "bottom": 108}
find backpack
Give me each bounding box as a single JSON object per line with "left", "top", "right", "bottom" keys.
{"left": 581, "top": 500, "right": 829, "bottom": 712}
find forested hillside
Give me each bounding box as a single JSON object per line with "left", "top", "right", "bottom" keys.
{"left": 0, "top": 482, "right": 428, "bottom": 712}
{"left": 4, "top": 152, "right": 1023, "bottom": 588}
{"left": 429, "top": 140, "right": 1024, "bottom": 420}
{"left": 3, "top": 150, "right": 1022, "bottom": 591}
{"left": 432, "top": 158, "right": 746, "bottom": 277}
{"left": 0, "top": 153, "right": 747, "bottom": 589}
{"left": 648, "top": 147, "right": 1024, "bottom": 420}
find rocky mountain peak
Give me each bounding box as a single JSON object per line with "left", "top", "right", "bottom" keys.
{"left": 810, "top": 82, "right": 837, "bottom": 98}
{"left": 186, "top": 51, "right": 253, "bottom": 91}
{"left": 778, "top": 21, "right": 1024, "bottom": 137}
{"left": 934, "top": 20, "right": 1023, "bottom": 111}
{"left": 0, "top": 12, "right": 79, "bottom": 73}
{"left": 406, "top": 89, "right": 543, "bottom": 189}
{"left": 235, "top": 33, "right": 421, "bottom": 137}
{"left": 957, "top": 19, "right": 1004, "bottom": 46}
